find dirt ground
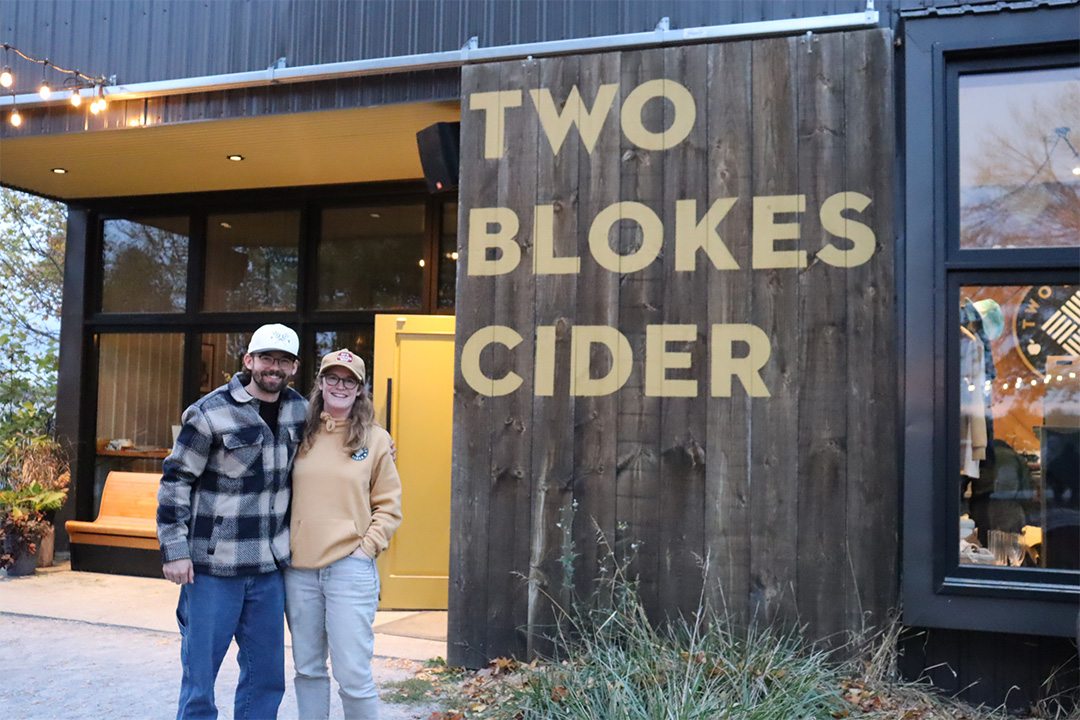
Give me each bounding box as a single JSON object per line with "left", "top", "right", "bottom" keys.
{"left": 0, "top": 614, "right": 440, "bottom": 720}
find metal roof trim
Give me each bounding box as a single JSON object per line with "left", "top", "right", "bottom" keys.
{"left": 1, "top": 10, "right": 879, "bottom": 110}
{"left": 900, "top": 0, "right": 1078, "bottom": 18}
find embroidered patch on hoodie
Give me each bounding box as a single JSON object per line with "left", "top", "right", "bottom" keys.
{"left": 351, "top": 448, "right": 369, "bottom": 462}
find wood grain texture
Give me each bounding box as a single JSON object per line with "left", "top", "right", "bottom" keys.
{"left": 570, "top": 51, "right": 622, "bottom": 610}
{"left": 844, "top": 29, "right": 898, "bottom": 634}
{"left": 749, "top": 35, "right": 801, "bottom": 626}
{"left": 705, "top": 39, "right": 754, "bottom": 622}
{"left": 486, "top": 57, "right": 540, "bottom": 660}
{"left": 657, "top": 43, "right": 709, "bottom": 617}
{"left": 795, "top": 30, "right": 850, "bottom": 646}
{"left": 452, "top": 30, "right": 897, "bottom": 665}
{"left": 614, "top": 47, "right": 666, "bottom": 618}
{"left": 447, "top": 60, "right": 499, "bottom": 668}
{"left": 526, "top": 53, "right": 576, "bottom": 658}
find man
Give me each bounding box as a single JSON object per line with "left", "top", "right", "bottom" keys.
{"left": 157, "top": 323, "right": 307, "bottom": 720}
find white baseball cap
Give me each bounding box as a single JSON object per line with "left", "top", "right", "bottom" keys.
{"left": 247, "top": 323, "right": 299, "bottom": 358}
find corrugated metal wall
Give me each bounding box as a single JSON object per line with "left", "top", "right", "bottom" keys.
{"left": 1, "top": 1, "right": 1055, "bottom": 95}
{"left": 2, "top": 1, "right": 878, "bottom": 94}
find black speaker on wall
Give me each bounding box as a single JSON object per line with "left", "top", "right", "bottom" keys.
{"left": 416, "top": 121, "right": 461, "bottom": 193}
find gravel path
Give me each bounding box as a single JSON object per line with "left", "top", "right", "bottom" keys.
{"left": 0, "top": 614, "right": 440, "bottom": 720}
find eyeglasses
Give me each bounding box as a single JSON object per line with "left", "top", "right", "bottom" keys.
{"left": 321, "top": 373, "right": 359, "bottom": 390}
{"left": 254, "top": 353, "right": 296, "bottom": 369}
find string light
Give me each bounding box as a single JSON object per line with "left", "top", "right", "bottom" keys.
{"left": 0, "top": 43, "right": 109, "bottom": 117}
{"left": 63, "top": 76, "right": 82, "bottom": 106}
{"left": 38, "top": 61, "right": 50, "bottom": 99}
{"left": 10, "top": 106, "right": 21, "bottom": 127}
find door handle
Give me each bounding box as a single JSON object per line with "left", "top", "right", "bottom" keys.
{"left": 386, "top": 377, "right": 393, "bottom": 433}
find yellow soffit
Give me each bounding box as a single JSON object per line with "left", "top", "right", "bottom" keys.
{"left": 0, "top": 101, "right": 461, "bottom": 200}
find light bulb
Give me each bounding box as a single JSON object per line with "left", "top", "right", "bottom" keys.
{"left": 1073, "top": 167, "right": 1080, "bottom": 176}
{"left": 70, "top": 91, "right": 82, "bottom": 107}
{"left": 10, "top": 108, "right": 21, "bottom": 126}
{"left": 90, "top": 99, "right": 101, "bottom": 115}
{"left": 0, "top": 67, "right": 12, "bottom": 87}
{"left": 38, "top": 82, "right": 50, "bottom": 100}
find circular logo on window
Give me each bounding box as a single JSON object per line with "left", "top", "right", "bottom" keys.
{"left": 1014, "top": 285, "right": 1080, "bottom": 374}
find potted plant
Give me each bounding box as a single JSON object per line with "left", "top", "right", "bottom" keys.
{"left": 0, "top": 433, "right": 69, "bottom": 575}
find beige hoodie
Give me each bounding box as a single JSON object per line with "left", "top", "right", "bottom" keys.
{"left": 289, "top": 415, "right": 403, "bottom": 569}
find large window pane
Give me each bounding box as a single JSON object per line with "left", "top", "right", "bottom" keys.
{"left": 957, "top": 284, "right": 1079, "bottom": 572}
{"left": 438, "top": 202, "right": 458, "bottom": 309}
{"left": 101, "top": 217, "right": 189, "bottom": 312}
{"left": 318, "top": 205, "right": 425, "bottom": 310}
{"left": 204, "top": 212, "right": 300, "bottom": 312}
{"left": 94, "top": 333, "right": 183, "bottom": 511}
{"left": 959, "top": 66, "right": 1080, "bottom": 249}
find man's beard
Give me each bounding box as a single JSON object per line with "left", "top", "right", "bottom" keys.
{"left": 251, "top": 367, "right": 289, "bottom": 395}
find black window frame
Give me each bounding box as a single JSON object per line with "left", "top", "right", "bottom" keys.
{"left": 70, "top": 181, "right": 456, "bottom": 523}
{"left": 902, "top": 5, "right": 1080, "bottom": 638}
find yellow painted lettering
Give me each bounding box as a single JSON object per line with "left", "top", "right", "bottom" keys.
{"left": 711, "top": 324, "right": 771, "bottom": 397}
{"left": 532, "top": 205, "right": 580, "bottom": 275}
{"left": 674, "top": 198, "right": 740, "bottom": 271}
{"left": 570, "top": 325, "right": 632, "bottom": 396}
{"left": 588, "top": 201, "right": 663, "bottom": 274}
{"left": 461, "top": 325, "right": 524, "bottom": 397}
{"left": 620, "top": 79, "right": 696, "bottom": 151}
{"left": 752, "top": 195, "right": 807, "bottom": 269}
{"left": 534, "top": 326, "right": 556, "bottom": 396}
{"left": 645, "top": 324, "right": 698, "bottom": 397}
{"left": 529, "top": 84, "right": 618, "bottom": 155}
{"left": 469, "top": 90, "right": 523, "bottom": 159}
{"left": 468, "top": 207, "right": 521, "bottom": 276}
{"left": 817, "top": 192, "right": 876, "bottom": 267}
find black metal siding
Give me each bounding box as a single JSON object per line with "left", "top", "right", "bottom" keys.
{"left": 3, "top": 0, "right": 882, "bottom": 94}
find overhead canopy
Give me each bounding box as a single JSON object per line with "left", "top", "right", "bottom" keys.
{"left": 0, "top": 100, "right": 460, "bottom": 201}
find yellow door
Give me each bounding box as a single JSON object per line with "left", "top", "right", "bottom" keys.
{"left": 373, "top": 314, "right": 454, "bottom": 609}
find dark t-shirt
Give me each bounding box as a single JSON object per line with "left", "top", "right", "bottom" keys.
{"left": 259, "top": 397, "right": 281, "bottom": 438}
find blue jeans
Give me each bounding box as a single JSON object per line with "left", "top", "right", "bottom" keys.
{"left": 285, "top": 554, "right": 381, "bottom": 720}
{"left": 175, "top": 571, "right": 286, "bottom": 720}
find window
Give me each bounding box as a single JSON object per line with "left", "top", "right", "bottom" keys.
{"left": 318, "top": 205, "right": 426, "bottom": 311}
{"left": 955, "top": 283, "right": 1078, "bottom": 572}
{"left": 100, "top": 217, "right": 188, "bottom": 313}
{"left": 438, "top": 202, "right": 458, "bottom": 309}
{"left": 958, "top": 67, "right": 1079, "bottom": 250}
{"left": 80, "top": 185, "right": 455, "bottom": 525}
{"left": 93, "top": 332, "right": 184, "bottom": 512}
{"left": 904, "top": 7, "right": 1080, "bottom": 637}
{"left": 204, "top": 211, "right": 300, "bottom": 312}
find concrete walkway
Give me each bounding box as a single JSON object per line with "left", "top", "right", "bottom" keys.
{"left": 0, "top": 563, "right": 448, "bottom": 719}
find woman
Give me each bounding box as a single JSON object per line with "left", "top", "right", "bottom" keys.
{"left": 285, "top": 349, "right": 403, "bottom": 720}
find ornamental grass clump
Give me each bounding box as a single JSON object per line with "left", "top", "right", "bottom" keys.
{"left": 516, "top": 527, "right": 848, "bottom": 720}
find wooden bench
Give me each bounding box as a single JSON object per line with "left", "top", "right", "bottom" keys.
{"left": 66, "top": 471, "right": 160, "bottom": 551}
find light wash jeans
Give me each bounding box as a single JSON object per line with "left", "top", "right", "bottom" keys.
{"left": 285, "top": 554, "right": 381, "bottom": 720}
{"left": 175, "top": 571, "right": 286, "bottom": 720}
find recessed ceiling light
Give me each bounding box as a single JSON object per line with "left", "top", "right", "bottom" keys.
{"left": 370, "top": 213, "right": 381, "bottom": 218}
{"left": 51, "top": 168, "right": 67, "bottom": 174}
{"left": 227, "top": 154, "right": 244, "bottom": 162}
{"left": 220, "top": 222, "right": 232, "bottom": 229}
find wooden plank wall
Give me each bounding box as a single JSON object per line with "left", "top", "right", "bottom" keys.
{"left": 450, "top": 28, "right": 897, "bottom": 666}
